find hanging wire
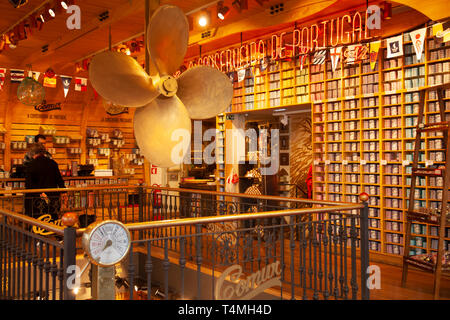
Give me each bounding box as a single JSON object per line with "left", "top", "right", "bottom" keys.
{"left": 109, "top": 26, "right": 112, "bottom": 51}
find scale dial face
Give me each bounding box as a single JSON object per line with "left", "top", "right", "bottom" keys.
{"left": 83, "top": 220, "right": 131, "bottom": 267}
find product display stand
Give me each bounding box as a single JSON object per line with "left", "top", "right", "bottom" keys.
{"left": 401, "top": 83, "right": 450, "bottom": 299}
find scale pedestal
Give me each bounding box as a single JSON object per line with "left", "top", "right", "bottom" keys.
{"left": 91, "top": 265, "right": 115, "bottom": 300}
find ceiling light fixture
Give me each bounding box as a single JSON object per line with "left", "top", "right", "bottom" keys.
{"left": 60, "top": 1, "right": 68, "bottom": 9}
{"left": 217, "top": 1, "right": 230, "bottom": 20}
{"left": 8, "top": 0, "right": 28, "bottom": 8}
{"left": 232, "top": 0, "right": 241, "bottom": 12}
{"left": 198, "top": 10, "right": 210, "bottom": 27}
{"left": 39, "top": 14, "right": 45, "bottom": 23}
{"left": 382, "top": 1, "right": 392, "bottom": 19}
{"left": 232, "top": 0, "right": 248, "bottom": 13}
{"left": 48, "top": 8, "right": 55, "bottom": 17}
{"left": 98, "top": 11, "right": 109, "bottom": 22}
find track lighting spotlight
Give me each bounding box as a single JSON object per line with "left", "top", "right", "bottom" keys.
{"left": 217, "top": 1, "right": 230, "bottom": 20}
{"left": 8, "top": 0, "right": 28, "bottom": 9}
{"left": 232, "top": 0, "right": 248, "bottom": 12}
{"left": 382, "top": 1, "right": 392, "bottom": 19}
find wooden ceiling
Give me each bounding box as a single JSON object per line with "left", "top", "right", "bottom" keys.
{"left": 0, "top": 0, "right": 445, "bottom": 75}
{"left": 0, "top": 0, "right": 224, "bottom": 73}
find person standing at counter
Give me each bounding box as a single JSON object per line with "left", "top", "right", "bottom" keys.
{"left": 24, "top": 143, "right": 66, "bottom": 221}
{"left": 23, "top": 134, "right": 52, "bottom": 168}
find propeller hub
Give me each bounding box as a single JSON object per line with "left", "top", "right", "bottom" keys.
{"left": 159, "top": 75, "right": 178, "bottom": 97}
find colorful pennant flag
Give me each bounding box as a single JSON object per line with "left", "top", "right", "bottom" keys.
{"left": 434, "top": 23, "right": 450, "bottom": 43}
{"left": 330, "top": 47, "right": 342, "bottom": 72}
{"left": 43, "top": 68, "right": 57, "bottom": 88}
{"left": 28, "top": 71, "right": 40, "bottom": 81}
{"left": 313, "top": 49, "right": 326, "bottom": 65}
{"left": 344, "top": 45, "right": 356, "bottom": 65}
{"left": 386, "top": 35, "right": 403, "bottom": 58}
{"left": 237, "top": 68, "right": 246, "bottom": 83}
{"left": 298, "top": 55, "right": 307, "bottom": 70}
{"left": 344, "top": 44, "right": 368, "bottom": 65}
{"left": 260, "top": 57, "right": 268, "bottom": 72}
{"left": 432, "top": 23, "right": 443, "bottom": 37}
{"left": 60, "top": 75, "right": 72, "bottom": 98}
{"left": 74, "top": 77, "right": 87, "bottom": 92}
{"left": 0, "top": 68, "right": 5, "bottom": 90}
{"left": 10, "top": 69, "right": 24, "bottom": 83}
{"left": 43, "top": 76, "right": 56, "bottom": 87}
{"left": 369, "top": 41, "right": 381, "bottom": 70}
{"left": 410, "top": 27, "right": 427, "bottom": 61}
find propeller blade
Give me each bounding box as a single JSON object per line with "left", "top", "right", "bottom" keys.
{"left": 177, "top": 66, "right": 234, "bottom": 119}
{"left": 147, "top": 5, "right": 189, "bottom": 76}
{"left": 134, "top": 96, "right": 191, "bottom": 168}
{"left": 89, "top": 51, "right": 159, "bottom": 108}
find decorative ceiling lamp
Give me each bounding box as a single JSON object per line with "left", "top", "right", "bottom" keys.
{"left": 17, "top": 76, "right": 45, "bottom": 106}
{"left": 89, "top": 5, "right": 233, "bottom": 168}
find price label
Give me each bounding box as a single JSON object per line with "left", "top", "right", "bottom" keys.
{"left": 402, "top": 160, "right": 411, "bottom": 166}
{"left": 360, "top": 160, "right": 367, "bottom": 165}
{"left": 325, "top": 160, "right": 331, "bottom": 165}
{"left": 342, "top": 160, "right": 349, "bottom": 165}
{"left": 380, "top": 160, "right": 387, "bottom": 166}
{"left": 425, "top": 160, "right": 434, "bottom": 167}
{"left": 313, "top": 160, "right": 320, "bottom": 166}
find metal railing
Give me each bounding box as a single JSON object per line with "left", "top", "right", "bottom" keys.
{"left": 0, "top": 207, "right": 76, "bottom": 300}
{"left": 0, "top": 185, "right": 369, "bottom": 300}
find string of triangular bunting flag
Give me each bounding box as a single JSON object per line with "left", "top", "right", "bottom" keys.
{"left": 226, "top": 21, "right": 449, "bottom": 83}
{"left": 0, "top": 68, "right": 87, "bottom": 97}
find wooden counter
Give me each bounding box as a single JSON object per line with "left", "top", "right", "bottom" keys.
{"left": 0, "top": 175, "right": 132, "bottom": 190}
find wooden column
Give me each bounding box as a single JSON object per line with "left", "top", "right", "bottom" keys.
{"left": 3, "top": 83, "right": 14, "bottom": 172}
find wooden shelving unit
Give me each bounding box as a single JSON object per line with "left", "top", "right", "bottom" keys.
{"left": 226, "top": 28, "right": 450, "bottom": 259}
{"left": 216, "top": 113, "right": 226, "bottom": 195}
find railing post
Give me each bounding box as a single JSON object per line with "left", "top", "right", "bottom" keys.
{"left": 63, "top": 226, "right": 76, "bottom": 300}
{"left": 138, "top": 183, "right": 145, "bottom": 240}
{"left": 359, "top": 193, "right": 370, "bottom": 300}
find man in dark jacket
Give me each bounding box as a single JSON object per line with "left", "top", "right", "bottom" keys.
{"left": 25, "top": 143, "right": 66, "bottom": 220}
{"left": 23, "top": 134, "right": 52, "bottom": 168}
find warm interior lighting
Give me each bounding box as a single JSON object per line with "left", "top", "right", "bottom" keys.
{"left": 198, "top": 11, "right": 209, "bottom": 27}
{"left": 60, "top": 1, "right": 68, "bottom": 9}
{"left": 39, "top": 14, "right": 45, "bottom": 23}
{"left": 198, "top": 16, "right": 207, "bottom": 27}
{"left": 48, "top": 8, "right": 55, "bottom": 17}
{"left": 217, "top": 1, "right": 230, "bottom": 20}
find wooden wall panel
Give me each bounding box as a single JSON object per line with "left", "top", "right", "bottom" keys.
{"left": 0, "top": 77, "right": 144, "bottom": 184}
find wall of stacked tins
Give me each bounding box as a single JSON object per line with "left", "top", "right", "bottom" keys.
{"left": 188, "top": 22, "right": 450, "bottom": 260}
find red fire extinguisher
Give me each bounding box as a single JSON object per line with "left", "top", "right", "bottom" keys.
{"left": 152, "top": 184, "right": 162, "bottom": 208}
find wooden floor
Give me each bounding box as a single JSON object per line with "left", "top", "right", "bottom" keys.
{"left": 369, "top": 262, "right": 450, "bottom": 300}
{"left": 131, "top": 235, "right": 450, "bottom": 300}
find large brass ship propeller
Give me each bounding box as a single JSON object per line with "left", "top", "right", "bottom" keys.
{"left": 89, "top": 5, "right": 233, "bottom": 167}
